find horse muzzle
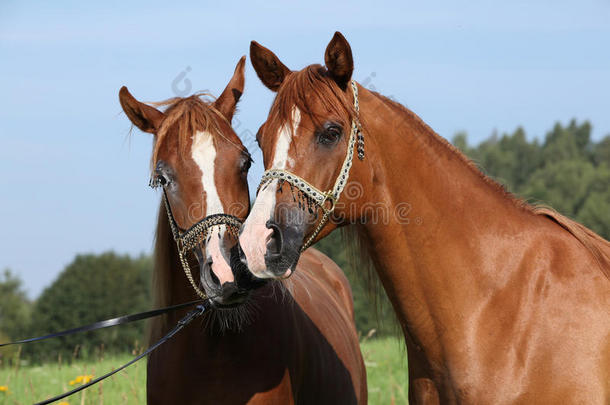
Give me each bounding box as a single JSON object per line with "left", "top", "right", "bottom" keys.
{"left": 238, "top": 216, "right": 304, "bottom": 279}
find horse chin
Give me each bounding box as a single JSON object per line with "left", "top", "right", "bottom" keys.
{"left": 209, "top": 284, "right": 251, "bottom": 308}
{"left": 264, "top": 248, "right": 301, "bottom": 279}
{"left": 203, "top": 300, "right": 256, "bottom": 333}
{"left": 203, "top": 280, "right": 286, "bottom": 334}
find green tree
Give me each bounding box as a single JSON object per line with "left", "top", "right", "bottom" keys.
{"left": 0, "top": 269, "right": 31, "bottom": 340}
{"left": 465, "top": 127, "right": 541, "bottom": 191}
{"left": 541, "top": 120, "right": 592, "bottom": 165}
{"left": 576, "top": 165, "right": 610, "bottom": 238}
{"left": 26, "top": 252, "right": 151, "bottom": 363}
{"left": 453, "top": 119, "right": 609, "bottom": 240}
{"left": 452, "top": 131, "right": 470, "bottom": 156}
{"left": 593, "top": 136, "right": 610, "bottom": 166}
{"left": 0, "top": 270, "right": 31, "bottom": 364}
{"left": 520, "top": 160, "right": 597, "bottom": 217}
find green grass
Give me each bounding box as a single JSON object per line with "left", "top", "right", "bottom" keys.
{"left": 362, "top": 337, "right": 409, "bottom": 404}
{"left": 0, "top": 337, "right": 408, "bottom": 404}
{"left": 0, "top": 353, "right": 146, "bottom": 405}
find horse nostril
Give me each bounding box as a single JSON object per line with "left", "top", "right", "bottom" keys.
{"left": 265, "top": 221, "right": 283, "bottom": 256}
{"left": 204, "top": 259, "right": 221, "bottom": 288}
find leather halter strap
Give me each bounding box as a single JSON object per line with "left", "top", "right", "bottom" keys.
{"left": 257, "top": 80, "right": 362, "bottom": 251}
{"left": 157, "top": 186, "right": 242, "bottom": 299}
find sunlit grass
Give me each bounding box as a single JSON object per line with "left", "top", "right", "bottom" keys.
{"left": 0, "top": 352, "right": 145, "bottom": 405}
{"left": 0, "top": 337, "right": 408, "bottom": 404}
{"left": 362, "top": 336, "right": 409, "bottom": 404}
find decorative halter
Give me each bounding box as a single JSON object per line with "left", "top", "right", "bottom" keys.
{"left": 257, "top": 80, "right": 364, "bottom": 251}
{"left": 150, "top": 179, "right": 242, "bottom": 300}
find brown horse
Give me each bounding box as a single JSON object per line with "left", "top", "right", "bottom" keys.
{"left": 119, "top": 57, "right": 366, "bottom": 404}
{"left": 238, "top": 33, "right": 610, "bottom": 404}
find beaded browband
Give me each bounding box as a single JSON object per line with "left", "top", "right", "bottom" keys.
{"left": 151, "top": 179, "right": 242, "bottom": 300}
{"left": 257, "top": 80, "right": 364, "bottom": 251}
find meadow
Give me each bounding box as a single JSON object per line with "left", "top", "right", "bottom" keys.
{"left": 0, "top": 337, "right": 408, "bottom": 405}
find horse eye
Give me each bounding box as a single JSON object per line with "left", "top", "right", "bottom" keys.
{"left": 240, "top": 156, "right": 252, "bottom": 174}
{"left": 154, "top": 161, "right": 175, "bottom": 189}
{"left": 154, "top": 168, "right": 172, "bottom": 187}
{"left": 317, "top": 124, "right": 342, "bottom": 145}
{"left": 158, "top": 175, "right": 169, "bottom": 186}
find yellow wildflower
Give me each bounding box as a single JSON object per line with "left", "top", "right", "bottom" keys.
{"left": 58, "top": 402, "right": 70, "bottom": 405}
{"left": 0, "top": 385, "right": 8, "bottom": 393}
{"left": 68, "top": 375, "right": 94, "bottom": 385}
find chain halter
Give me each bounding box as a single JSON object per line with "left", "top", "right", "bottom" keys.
{"left": 257, "top": 80, "right": 364, "bottom": 251}
{"left": 150, "top": 179, "right": 242, "bottom": 299}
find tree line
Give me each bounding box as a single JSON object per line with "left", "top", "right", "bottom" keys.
{"left": 0, "top": 253, "right": 151, "bottom": 364}
{"left": 1, "top": 119, "right": 608, "bottom": 363}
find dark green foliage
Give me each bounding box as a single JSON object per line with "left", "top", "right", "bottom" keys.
{"left": 315, "top": 232, "right": 398, "bottom": 337}
{"left": 468, "top": 127, "right": 542, "bottom": 191}
{"left": 453, "top": 119, "right": 610, "bottom": 240}
{"left": 0, "top": 270, "right": 32, "bottom": 363}
{"left": 24, "top": 252, "right": 151, "bottom": 363}
{"left": 0, "top": 270, "right": 31, "bottom": 340}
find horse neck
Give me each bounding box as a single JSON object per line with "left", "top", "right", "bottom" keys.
{"left": 355, "top": 89, "right": 537, "bottom": 362}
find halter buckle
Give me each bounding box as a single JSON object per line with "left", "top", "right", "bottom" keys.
{"left": 322, "top": 192, "right": 336, "bottom": 213}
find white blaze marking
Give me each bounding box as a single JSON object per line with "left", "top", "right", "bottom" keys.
{"left": 191, "top": 130, "right": 234, "bottom": 284}
{"left": 272, "top": 107, "right": 299, "bottom": 170}
{"left": 240, "top": 107, "right": 301, "bottom": 277}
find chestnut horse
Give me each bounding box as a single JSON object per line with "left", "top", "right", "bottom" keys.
{"left": 238, "top": 33, "right": 610, "bottom": 404}
{"left": 119, "top": 57, "right": 366, "bottom": 404}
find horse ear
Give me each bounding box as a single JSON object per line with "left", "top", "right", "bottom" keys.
{"left": 324, "top": 32, "right": 353, "bottom": 90}
{"left": 250, "top": 41, "right": 291, "bottom": 92}
{"left": 214, "top": 56, "right": 246, "bottom": 121}
{"left": 118, "top": 87, "right": 165, "bottom": 134}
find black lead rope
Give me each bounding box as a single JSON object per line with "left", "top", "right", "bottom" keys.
{"left": 0, "top": 299, "right": 204, "bottom": 347}
{"left": 34, "top": 303, "right": 208, "bottom": 405}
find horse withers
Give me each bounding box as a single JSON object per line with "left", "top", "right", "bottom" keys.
{"left": 119, "top": 56, "right": 367, "bottom": 404}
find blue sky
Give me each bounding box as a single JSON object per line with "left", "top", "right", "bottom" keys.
{"left": 1, "top": 0, "right": 609, "bottom": 298}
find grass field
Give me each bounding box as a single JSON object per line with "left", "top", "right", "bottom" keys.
{"left": 0, "top": 337, "right": 408, "bottom": 404}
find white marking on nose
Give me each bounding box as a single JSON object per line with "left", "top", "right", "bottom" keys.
{"left": 191, "top": 130, "right": 234, "bottom": 284}
{"left": 240, "top": 107, "right": 301, "bottom": 278}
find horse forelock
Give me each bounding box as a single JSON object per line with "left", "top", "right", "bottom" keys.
{"left": 266, "top": 65, "right": 357, "bottom": 143}
{"left": 147, "top": 94, "right": 246, "bottom": 172}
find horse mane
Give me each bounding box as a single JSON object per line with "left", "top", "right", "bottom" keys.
{"left": 533, "top": 206, "right": 610, "bottom": 279}
{"left": 368, "top": 90, "right": 534, "bottom": 211}
{"left": 148, "top": 201, "right": 176, "bottom": 343}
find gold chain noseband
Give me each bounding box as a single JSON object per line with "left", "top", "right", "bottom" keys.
{"left": 257, "top": 80, "right": 363, "bottom": 251}
{"left": 152, "top": 183, "right": 242, "bottom": 299}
